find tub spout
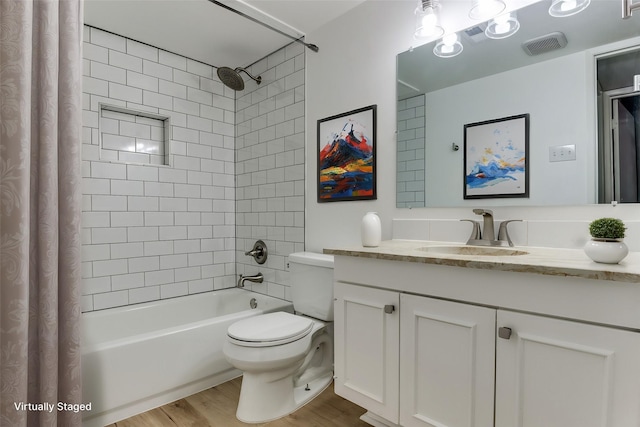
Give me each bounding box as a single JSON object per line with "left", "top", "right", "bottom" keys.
{"left": 238, "top": 273, "right": 263, "bottom": 288}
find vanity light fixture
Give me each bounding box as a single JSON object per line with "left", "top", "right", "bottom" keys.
{"left": 548, "top": 0, "right": 591, "bottom": 17}
{"left": 415, "top": 0, "right": 445, "bottom": 41}
{"left": 433, "top": 33, "right": 463, "bottom": 58}
{"left": 469, "top": 0, "right": 506, "bottom": 20}
{"left": 485, "top": 12, "right": 520, "bottom": 39}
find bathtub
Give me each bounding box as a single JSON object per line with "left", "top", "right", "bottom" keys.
{"left": 82, "top": 288, "right": 293, "bottom": 427}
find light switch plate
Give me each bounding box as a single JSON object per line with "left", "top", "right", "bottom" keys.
{"left": 549, "top": 144, "right": 576, "bottom": 162}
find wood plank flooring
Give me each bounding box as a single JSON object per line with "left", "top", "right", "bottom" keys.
{"left": 108, "top": 377, "right": 370, "bottom": 427}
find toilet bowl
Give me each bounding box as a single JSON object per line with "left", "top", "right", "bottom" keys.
{"left": 223, "top": 311, "right": 333, "bottom": 423}
{"left": 223, "top": 252, "right": 335, "bottom": 423}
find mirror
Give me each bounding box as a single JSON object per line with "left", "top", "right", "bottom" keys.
{"left": 396, "top": 0, "right": 640, "bottom": 208}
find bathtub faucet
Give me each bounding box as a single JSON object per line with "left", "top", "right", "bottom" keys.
{"left": 238, "top": 273, "right": 263, "bottom": 288}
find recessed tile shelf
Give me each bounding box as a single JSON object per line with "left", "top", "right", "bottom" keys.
{"left": 99, "top": 104, "right": 170, "bottom": 166}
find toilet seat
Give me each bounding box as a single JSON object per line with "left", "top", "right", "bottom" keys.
{"left": 227, "top": 312, "right": 314, "bottom": 347}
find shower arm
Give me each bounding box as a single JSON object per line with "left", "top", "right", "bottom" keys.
{"left": 207, "top": 0, "right": 319, "bottom": 52}
{"left": 236, "top": 67, "right": 262, "bottom": 84}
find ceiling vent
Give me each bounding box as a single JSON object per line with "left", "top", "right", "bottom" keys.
{"left": 522, "top": 32, "right": 567, "bottom": 56}
{"left": 462, "top": 23, "right": 489, "bottom": 44}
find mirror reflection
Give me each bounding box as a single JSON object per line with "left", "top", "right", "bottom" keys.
{"left": 598, "top": 47, "right": 640, "bottom": 203}
{"left": 396, "top": 0, "right": 640, "bottom": 208}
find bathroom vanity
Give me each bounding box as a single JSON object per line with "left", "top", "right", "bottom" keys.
{"left": 325, "top": 241, "right": 640, "bottom": 427}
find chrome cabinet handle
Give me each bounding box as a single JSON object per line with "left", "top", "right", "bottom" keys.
{"left": 384, "top": 305, "right": 395, "bottom": 314}
{"left": 498, "top": 327, "right": 512, "bottom": 340}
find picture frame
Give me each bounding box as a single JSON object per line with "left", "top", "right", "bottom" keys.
{"left": 317, "top": 105, "right": 377, "bottom": 202}
{"left": 463, "top": 114, "right": 529, "bottom": 199}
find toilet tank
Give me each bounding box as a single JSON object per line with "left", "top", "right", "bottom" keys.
{"left": 289, "top": 252, "right": 334, "bottom": 321}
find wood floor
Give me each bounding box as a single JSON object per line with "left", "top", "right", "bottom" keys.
{"left": 108, "top": 377, "right": 370, "bottom": 427}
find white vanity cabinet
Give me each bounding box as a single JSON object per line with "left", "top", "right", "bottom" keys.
{"left": 495, "top": 310, "right": 640, "bottom": 427}
{"left": 331, "top": 253, "right": 640, "bottom": 427}
{"left": 399, "top": 294, "right": 496, "bottom": 427}
{"left": 334, "top": 283, "right": 400, "bottom": 423}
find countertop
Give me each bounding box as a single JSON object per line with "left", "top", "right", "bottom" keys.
{"left": 323, "top": 240, "right": 640, "bottom": 283}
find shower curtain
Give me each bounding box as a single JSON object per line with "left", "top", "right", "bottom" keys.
{"left": 0, "top": 0, "right": 84, "bottom": 426}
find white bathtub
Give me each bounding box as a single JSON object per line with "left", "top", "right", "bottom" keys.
{"left": 82, "top": 288, "right": 293, "bottom": 427}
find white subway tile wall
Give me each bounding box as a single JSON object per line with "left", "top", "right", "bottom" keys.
{"left": 236, "top": 42, "right": 306, "bottom": 302}
{"left": 396, "top": 94, "right": 426, "bottom": 208}
{"left": 82, "top": 26, "right": 237, "bottom": 312}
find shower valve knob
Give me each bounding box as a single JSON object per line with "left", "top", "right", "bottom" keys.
{"left": 245, "top": 240, "right": 268, "bottom": 264}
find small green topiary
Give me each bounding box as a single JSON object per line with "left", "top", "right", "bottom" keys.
{"left": 588, "top": 217, "right": 626, "bottom": 240}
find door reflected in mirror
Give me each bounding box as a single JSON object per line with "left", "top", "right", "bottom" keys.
{"left": 396, "top": 0, "right": 640, "bottom": 208}
{"left": 597, "top": 47, "right": 640, "bottom": 204}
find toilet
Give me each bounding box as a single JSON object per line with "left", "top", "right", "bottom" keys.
{"left": 223, "top": 252, "right": 335, "bottom": 423}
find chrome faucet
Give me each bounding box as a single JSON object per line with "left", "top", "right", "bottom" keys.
{"left": 473, "top": 209, "right": 495, "bottom": 242}
{"left": 461, "top": 209, "right": 521, "bottom": 247}
{"left": 237, "top": 273, "right": 263, "bottom": 288}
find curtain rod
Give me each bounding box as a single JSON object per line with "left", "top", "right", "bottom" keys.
{"left": 207, "top": 0, "right": 319, "bottom": 52}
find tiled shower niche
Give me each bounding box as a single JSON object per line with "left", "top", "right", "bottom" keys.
{"left": 99, "top": 104, "right": 170, "bottom": 166}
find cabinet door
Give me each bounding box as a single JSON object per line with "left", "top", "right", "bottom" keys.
{"left": 496, "top": 310, "right": 640, "bottom": 427}
{"left": 334, "top": 282, "right": 400, "bottom": 423}
{"left": 399, "top": 294, "right": 496, "bottom": 427}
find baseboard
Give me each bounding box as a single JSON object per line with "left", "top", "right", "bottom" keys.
{"left": 360, "top": 411, "right": 400, "bottom": 427}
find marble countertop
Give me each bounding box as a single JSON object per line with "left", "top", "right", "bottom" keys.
{"left": 324, "top": 240, "right": 640, "bottom": 283}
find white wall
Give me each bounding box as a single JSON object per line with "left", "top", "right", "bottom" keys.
{"left": 305, "top": 0, "right": 640, "bottom": 253}
{"left": 306, "top": 0, "right": 416, "bottom": 253}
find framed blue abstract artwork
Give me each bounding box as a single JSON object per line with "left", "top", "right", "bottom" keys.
{"left": 463, "top": 114, "right": 529, "bottom": 200}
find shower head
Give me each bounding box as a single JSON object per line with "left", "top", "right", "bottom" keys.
{"left": 216, "top": 66, "right": 262, "bottom": 91}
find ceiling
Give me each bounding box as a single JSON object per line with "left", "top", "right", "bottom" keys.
{"left": 84, "top": 0, "right": 366, "bottom": 69}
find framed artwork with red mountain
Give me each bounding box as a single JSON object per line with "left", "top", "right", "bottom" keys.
{"left": 317, "top": 105, "right": 377, "bottom": 202}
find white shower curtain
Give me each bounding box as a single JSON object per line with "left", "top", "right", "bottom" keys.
{"left": 0, "top": 0, "right": 84, "bottom": 426}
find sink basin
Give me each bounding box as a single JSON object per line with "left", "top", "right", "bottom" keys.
{"left": 417, "top": 245, "right": 529, "bottom": 256}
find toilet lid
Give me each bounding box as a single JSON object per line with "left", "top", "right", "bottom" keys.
{"left": 227, "top": 312, "right": 314, "bottom": 346}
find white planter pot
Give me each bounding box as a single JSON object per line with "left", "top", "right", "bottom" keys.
{"left": 583, "top": 239, "right": 629, "bottom": 264}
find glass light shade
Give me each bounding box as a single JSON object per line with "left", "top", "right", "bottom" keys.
{"left": 485, "top": 12, "right": 520, "bottom": 39}
{"left": 469, "top": 0, "right": 506, "bottom": 20}
{"left": 549, "top": 0, "right": 591, "bottom": 17}
{"left": 433, "top": 33, "right": 463, "bottom": 58}
{"left": 414, "top": 2, "right": 444, "bottom": 40}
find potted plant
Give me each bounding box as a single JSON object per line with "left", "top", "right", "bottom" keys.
{"left": 584, "top": 217, "right": 628, "bottom": 264}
